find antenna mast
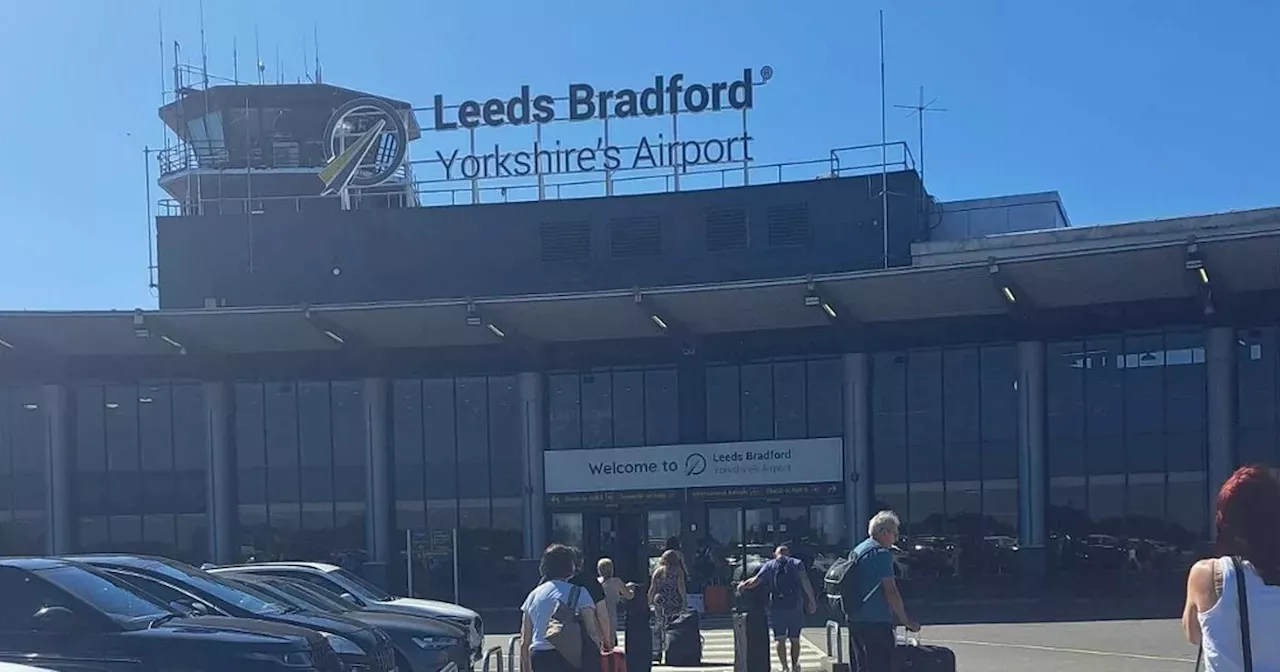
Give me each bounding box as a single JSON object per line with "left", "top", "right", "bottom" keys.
{"left": 314, "top": 24, "right": 322, "bottom": 84}
{"left": 895, "top": 86, "right": 947, "bottom": 183}
{"left": 255, "top": 26, "right": 264, "bottom": 84}
{"left": 198, "top": 0, "right": 209, "bottom": 88}
{"left": 879, "top": 9, "right": 889, "bottom": 268}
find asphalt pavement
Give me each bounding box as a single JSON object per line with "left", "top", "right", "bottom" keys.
{"left": 484, "top": 618, "right": 1199, "bottom": 672}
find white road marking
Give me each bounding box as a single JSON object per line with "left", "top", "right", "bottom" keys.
{"left": 927, "top": 638, "right": 1197, "bottom": 663}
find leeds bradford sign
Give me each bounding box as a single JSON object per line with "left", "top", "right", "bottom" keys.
{"left": 429, "top": 67, "right": 770, "bottom": 181}
{"left": 432, "top": 69, "right": 760, "bottom": 129}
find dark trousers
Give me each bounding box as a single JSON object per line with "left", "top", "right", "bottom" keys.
{"left": 847, "top": 621, "right": 895, "bottom": 672}
{"left": 531, "top": 648, "right": 577, "bottom": 672}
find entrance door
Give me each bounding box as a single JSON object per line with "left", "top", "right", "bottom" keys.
{"left": 594, "top": 513, "right": 644, "bottom": 582}
{"left": 706, "top": 505, "right": 816, "bottom": 581}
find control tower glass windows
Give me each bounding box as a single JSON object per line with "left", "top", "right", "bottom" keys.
{"left": 184, "top": 111, "right": 226, "bottom": 168}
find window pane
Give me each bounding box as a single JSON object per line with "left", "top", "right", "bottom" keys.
{"left": 740, "top": 364, "right": 773, "bottom": 441}
{"left": 456, "top": 378, "right": 490, "bottom": 499}
{"left": 612, "top": 371, "right": 645, "bottom": 448}
{"left": 581, "top": 371, "right": 613, "bottom": 449}
{"left": 548, "top": 374, "right": 581, "bottom": 450}
{"left": 644, "top": 368, "right": 679, "bottom": 446}
{"left": 489, "top": 377, "right": 523, "bottom": 498}
{"left": 706, "top": 366, "right": 740, "bottom": 442}
{"left": 773, "top": 362, "right": 806, "bottom": 440}
{"left": 806, "top": 359, "right": 843, "bottom": 438}
{"left": 423, "top": 379, "right": 457, "bottom": 500}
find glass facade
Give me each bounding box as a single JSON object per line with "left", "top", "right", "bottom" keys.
{"left": 0, "top": 386, "right": 47, "bottom": 556}
{"left": 870, "top": 346, "right": 1019, "bottom": 579}
{"left": 73, "top": 383, "right": 208, "bottom": 563}
{"left": 1237, "top": 327, "right": 1280, "bottom": 467}
{"left": 392, "top": 376, "right": 524, "bottom": 607}
{"left": 548, "top": 367, "right": 679, "bottom": 450}
{"left": 1046, "top": 330, "right": 1208, "bottom": 577}
{"left": 705, "top": 359, "right": 843, "bottom": 442}
{"left": 234, "top": 381, "right": 366, "bottom": 565}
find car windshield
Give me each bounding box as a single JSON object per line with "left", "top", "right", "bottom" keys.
{"left": 331, "top": 567, "right": 393, "bottom": 602}
{"left": 226, "top": 578, "right": 316, "bottom": 613}
{"left": 271, "top": 579, "right": 352, "bottom": 613}
{"left": 150, "top": 562, "right": 287, "bottom": 616}
{"left": 40, "top": 566, "right": 170, "bottom": 624}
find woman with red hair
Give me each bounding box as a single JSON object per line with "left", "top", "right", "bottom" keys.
{"left": 1183, "top": 465, "right": 1280, "bottom": 670}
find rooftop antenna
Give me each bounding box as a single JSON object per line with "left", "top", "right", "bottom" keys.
{"left": 302, "top": 33, "right": 311, "bottom": 83}
{"left": 232, "top": 36, "right": 239, "bottom": 84}
{"left": 895, "top": 86, "right": 947, "bottom": 183}
{"left": 276, "top": 44, "right": 282, "bottom": 84}
{"left": 879, "top": 9, "right": 889, "bottom": 268}
{"left": 198, "top": 0, "right": 209, "bottom": 88}
{"left": 255, "top": 26, "right": 264, "bottom": 84}
{"left": 314, "top": 24, "right": 322, "bottom": 84}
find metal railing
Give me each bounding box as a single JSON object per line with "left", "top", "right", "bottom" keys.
{"left": 155, "top": 142, "right": 914, "bottom": 216}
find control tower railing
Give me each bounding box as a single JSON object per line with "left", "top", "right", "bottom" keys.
{"left": 156, "top": 142, "right": 913, "bottom": 216}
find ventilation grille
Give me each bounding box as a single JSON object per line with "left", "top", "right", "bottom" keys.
{"left": 767, "top": 203, "right": 811, "bottom": 247}
{"left": 609, "top": 215, "right": 662, "bottom": 258}
{"left": 540, "top": 221, "right": 592, "bottom": 262}
{"left": 705, "top": 208, "right": 748, "bottom": 252}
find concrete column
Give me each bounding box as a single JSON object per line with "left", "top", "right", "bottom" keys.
{"left": 842, "top": 354, "right": 871, "bottom": 539}
{"left": 520, "top": 372, "right": 547, "bottom": 557}
{"left": 203, "top": 381, "right": 237, "bottom": 564}
{"left": 1206, "top": 327, "right": 1237, "bottom": 540}
{"left": 42, "top": 384, "right": 73, "bottom": 555}
{"left": 1016, "top": 341, "right": 1047, "bottom": 586}
{"left": 364, "top": 378, "right": 394, "bottom": 564}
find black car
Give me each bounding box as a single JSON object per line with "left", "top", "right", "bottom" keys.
{"left": 69, "top": 555, "right": 395, "bottom": 672}
{"left": 228, "top": 573, "right": 470, "bottom": 672}
{"left": 0, "top": 557, "right": 344, "bottom": 672}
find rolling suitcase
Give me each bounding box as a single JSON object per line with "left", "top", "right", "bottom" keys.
{"left": 623, "top": 594, "right": 652, "bottom": 672}
{"left": 895, "top": 632, "right": 956, "bottom": 672}
{"left": 602, "top": 647, "right": 628, "bottom": 672}
{"left": 663, "top": 611, "right": 703, "bottom": 666}
{"left": 732, "top": 611, "right": 770, "bottom": 672}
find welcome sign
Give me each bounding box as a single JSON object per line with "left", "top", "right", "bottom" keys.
{"left": 543, "top": 437, "right": 844, "bottom": 494}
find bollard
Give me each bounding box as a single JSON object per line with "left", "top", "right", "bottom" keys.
{"left": 482, "top": 645, "right": 504, "bottom": 672}
{"left": 822, "top": 621, "right": 848, "bottom": 672}
{"left": 507, "top": 636, "right": 521, "bottom": 672}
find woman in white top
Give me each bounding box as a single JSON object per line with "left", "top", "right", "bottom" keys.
{"left": 596, "top": 557, "right": 635, "bottom": 639}
{"left": 1183, "top": 465, "right": 1280, "bottom": 671}
{"left": 521, "top": 545, "right": 603, "bottom": 672}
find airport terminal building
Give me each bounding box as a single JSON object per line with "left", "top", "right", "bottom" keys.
{"left": 1, "top": 76, "right": 1278, "bottom": 606}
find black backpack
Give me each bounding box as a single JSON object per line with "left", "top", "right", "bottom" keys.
{"left": 822, "top": 546, "right": 880, "bottom": 619}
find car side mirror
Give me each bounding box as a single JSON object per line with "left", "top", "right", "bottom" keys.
{"left": 32, "top": 606, "right": 80, "bottom": 633}
{"left": 339, "top": 593, "right": 360, "bottom": 606}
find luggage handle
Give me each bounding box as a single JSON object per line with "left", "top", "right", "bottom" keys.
{"left": 894, "top": 625, "right": 923, "bottom": 647}
{"left": 824, "top": 621, "right": 845, "bottom": 664}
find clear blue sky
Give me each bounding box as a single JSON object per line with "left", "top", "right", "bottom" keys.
{"left": 0, "top": 1, "right": 1276, "bottom": 310}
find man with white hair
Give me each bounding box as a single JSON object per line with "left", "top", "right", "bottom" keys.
{"left": 847, "top": 511, "right": 918, "bottom": 672}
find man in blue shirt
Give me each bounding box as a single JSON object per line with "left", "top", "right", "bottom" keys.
{"left": 848, "top": 511, "right": 918, "bottom": 672}
{"left": 739, "top": 546, "right": 817, "bottom": 672}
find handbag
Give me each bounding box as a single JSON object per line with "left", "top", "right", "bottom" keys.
{"left": 1194, "top": 556, "right": 1253, "bottom": 671}
{"left": 547, "top": 585, "right": 586, "bottom": 669}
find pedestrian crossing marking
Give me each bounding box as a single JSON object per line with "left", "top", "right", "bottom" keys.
{"left": 617, "top": 628, "right": 828, "bottom": 672}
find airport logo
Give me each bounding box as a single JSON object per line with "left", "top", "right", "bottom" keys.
{"left": 319, "top": 97, "right": 410, "bottom": 196}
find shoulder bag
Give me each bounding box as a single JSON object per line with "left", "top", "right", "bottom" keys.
{"left": 547, "top": 585, "right": 586, "bottom": 669}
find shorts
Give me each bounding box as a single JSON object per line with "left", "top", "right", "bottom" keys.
{"left": 769, "top": 606, "right": 804, "bottom": 640}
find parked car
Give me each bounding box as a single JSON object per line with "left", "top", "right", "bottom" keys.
{"left": 227, "top": 573, "right": 470, "bottom": 672}
{"left": 211, "top": 562, "right": 484, "bottom": 663}
{"left": 0, "top": 557, "right": 343, "bottom": 672}
{"left": 69, "top": 555, "right": 395, "bottom": 672}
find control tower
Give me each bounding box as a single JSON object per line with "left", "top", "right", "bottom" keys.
{"left": 156, "top": 82, "right": 422, "bottom": 215}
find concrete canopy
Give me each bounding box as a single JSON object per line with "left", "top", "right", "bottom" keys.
{"left": 1, "top": 206, "right": 1278, "bottom": 360}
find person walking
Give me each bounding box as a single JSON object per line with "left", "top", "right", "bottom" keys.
{"left": 738, "top": 546, "right": 817, "bottom": 672}
{"left": 847, "top": 511, "right": 919, "bottom": 672}
{"left": 597, "top": 557, "right": 636, "bottom": 641}
{"left": 1183, "top": 465, "right": 1280, "bottom": 671}
{"left": 648, "top": 549, "right": 688, "bottom": 658}
{"left": 520, "top": 544, "right": 604, "bottom": 672}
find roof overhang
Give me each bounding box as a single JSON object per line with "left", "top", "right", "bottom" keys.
{"left": 2, "top": 206, "right": 1279, "bottom": 361}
